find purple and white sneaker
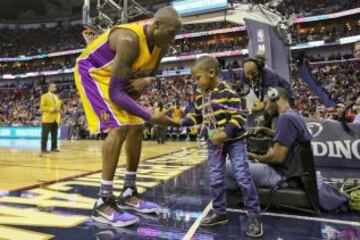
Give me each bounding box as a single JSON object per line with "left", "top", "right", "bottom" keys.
{"left": 92, "top": 196, "right": 139, "bottom": 227}
{"left": 118, "top": 188, "right": 159, "bottom": 213}
{"left": 120, "top": 197, "right": 159, "bottom": 214}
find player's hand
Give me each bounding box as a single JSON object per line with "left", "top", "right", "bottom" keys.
{"left": 150, "top": 112, "right": 180, "bottom": 126}
{"left": 126, "top": 77, "right": 156, "bottom": 96}
{"left": 209, "top": 131, "right": 228, "bottom": 145}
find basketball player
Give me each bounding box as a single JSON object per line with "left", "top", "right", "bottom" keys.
{"left": 74, "top": 7, "right": 182, "bottom": 227}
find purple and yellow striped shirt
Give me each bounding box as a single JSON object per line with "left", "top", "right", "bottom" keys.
{"left": 182, "top": 81, "right": 247, "bottom": 139}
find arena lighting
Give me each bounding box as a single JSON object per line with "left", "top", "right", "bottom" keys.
{"left": 171, "top": 0, "right": 229, "bottom": 17}
{"left": 268, "top": 0, "right": 284, "bottom": 8}
{"left": 180, "top": 2, "right": 292, "bottom": 43}
{"left": 82, "top": 0, "right": 151, "bottom": 33}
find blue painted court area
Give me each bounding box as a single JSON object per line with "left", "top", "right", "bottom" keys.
{"left": 0, "top": 138, "right": 61, "bottom": 150}
{"left": 0, "top": 146, "right": 359, "bottom": 240}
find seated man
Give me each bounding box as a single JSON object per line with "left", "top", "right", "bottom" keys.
{"left": 232, "top": 87, "right": 307, "bottom": 188}
{"left": 226, "top": 87, "right": 349, "bottom": 211}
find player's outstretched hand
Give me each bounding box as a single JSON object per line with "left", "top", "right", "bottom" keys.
{"left": 150, "top": 112, "right": 181, "bottom": 127}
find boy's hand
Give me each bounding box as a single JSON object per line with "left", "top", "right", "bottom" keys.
{"left": 209, "top": 130, "right": 228, "bottom": 145}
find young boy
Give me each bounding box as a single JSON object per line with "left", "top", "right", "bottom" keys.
{"left": 172, "top": 56, "right": 263, "bottom": 237}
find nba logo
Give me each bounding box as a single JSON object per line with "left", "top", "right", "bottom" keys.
{"left": 257, "top": 29, "right": 265, "bottom": 43}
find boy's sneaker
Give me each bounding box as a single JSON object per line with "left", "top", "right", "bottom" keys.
{"left": 200, "top": 211, "right": 229, "bottom": 227}
{"left": 92, "top": 196, "right": 139, "bottom": 227}
{"left": 247, "top": 217, "right": 263, "bottom": 238}
{"left": 118, "top": 188, "right": 159, "bottom": 214}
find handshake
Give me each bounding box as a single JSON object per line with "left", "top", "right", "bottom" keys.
{"left": 148, "top": 112, "right": 229, "bottom": 145}
{"left": 149, "top": 110, "right": 180, "bottom": 127}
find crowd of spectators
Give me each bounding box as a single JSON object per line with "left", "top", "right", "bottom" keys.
{"left": 307, "top": 53, "right": 355, "bottom": 62}
{"left": 1, "top": 10, "right": 359, "bottom": 59}
{"left": 0, "top": 24, "right": 85, "bottom": 57}
{"left": 0, "top": 22, "right": 241, "bottom": 58}
{"left": 1, "top": 16, "right": 359, "bottom": 62}
{"left": 0, "top": 56, "right": 75, "bottom": 75}
{"left": 0, "top": 75, "right": 199, "bottom": 140}
{"left": 236, "top": 0, "right": 360, "bottom": 16}
{"left": 293, "top": 59, "right": 360, "bottom": 123}
{"left": 281, "top": 0, "right": 360, "bottom": 16}
{"left": 1, "top": 55, "right": 359, "bottom": 142}
{"left": 0, "top": 79, "right": 83, "bottom": 128}
{"left": 0, "top": 37, "right": 247, "bottom": 74}
{"left": 0, "top": 82, "right": 42, "bottom": 126}
{"left": 168, "top": 37, "right": 247, "bottom": 57}
{"left": 292, "top": 20, "right": 360, "bottom": 44}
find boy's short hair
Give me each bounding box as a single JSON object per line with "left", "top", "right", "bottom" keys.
{"left": 193, "top": 55, "right": 220, "bottom": 75}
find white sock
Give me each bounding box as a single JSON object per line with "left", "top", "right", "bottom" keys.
{"left": 99, "top": 179, "right": 113, "bottom": 198}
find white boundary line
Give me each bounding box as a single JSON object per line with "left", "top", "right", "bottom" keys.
{"left": 226, "top": 208, "right": 360, "bottom": 227}
{"left": 183, "top": 202, "right": 212, "bottom": 240}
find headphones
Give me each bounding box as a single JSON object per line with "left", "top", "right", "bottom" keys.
{"left": 266, "top": 87, "right": 280, "bottom": 102}
{"left": 242, "top": 58, "right": 265, "bottom": 72}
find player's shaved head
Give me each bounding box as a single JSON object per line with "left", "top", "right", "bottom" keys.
{"left": 151, "top": 6, "right": 182, "bottom": 47}
{"left": 192, "top": 55, "right": 220, "bottom": 75}
{"left": 154, "top": 6, "right": 181, "bottom": 26}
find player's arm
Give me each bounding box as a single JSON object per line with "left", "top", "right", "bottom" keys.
{"left": 108, "top": 29, "right": 153, "bottom": 121}
{"left": 108, "top": 29, "right": 175, "bottom": 126}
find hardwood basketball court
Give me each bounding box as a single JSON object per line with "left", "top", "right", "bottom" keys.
{"left": 0, "top": 140, "right": 197, "bottom": 192}
{"left": 0, "top": 139, "right": 359, "bottom": 240}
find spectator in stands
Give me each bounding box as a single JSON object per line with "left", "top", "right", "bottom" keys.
{"left": 315, "top": 105, "right": 327, "bottom": 120}
{"left": 353, "top": 106, "right": 360, "bottom": 123}
{"left": 333, "top": 103, "right": 346, "bottom": 121}
{"left": 169, "top": 101, "right": 183, "bottom": 140}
